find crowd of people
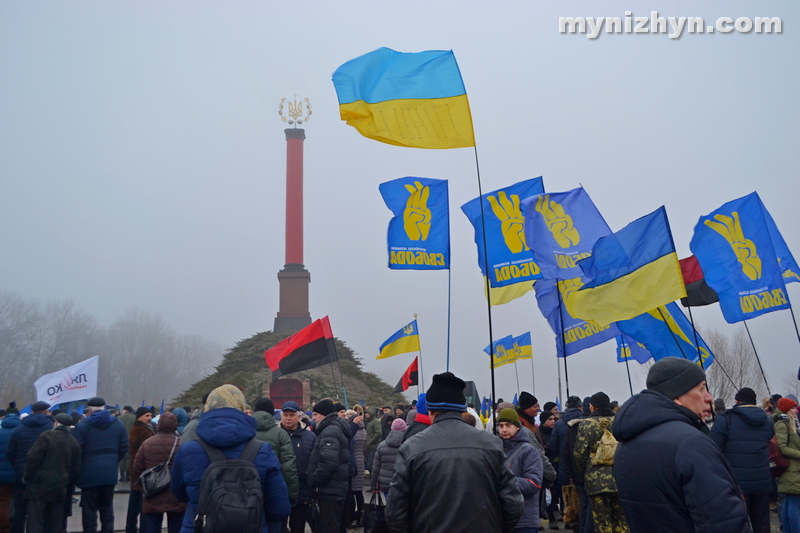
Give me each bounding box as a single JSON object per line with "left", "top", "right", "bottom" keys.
{"left": 0, "top": 356, "right": 797, "bottom": 533}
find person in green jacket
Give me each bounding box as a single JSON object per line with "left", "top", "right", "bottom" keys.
{"left": 775, "top": 397, "right": 800, "bottom": 533}
{"left": 365, "top": 408, "right": 382, "bottom": 475}
{"left": 254, "top": 398, "right": 299, "bottom": 503}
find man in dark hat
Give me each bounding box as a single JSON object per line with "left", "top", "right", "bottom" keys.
{"left": 612, "top": 358, "right": 751, "bottom": 533}
{"left": 386, "top": 372, "right": 524, "bottom": 533}
{"left": 710, "top": 387, "right": 773, "bottom": 533}
{"left": 546, "top": 395, "right": 583, "bottom": 529}
{"left": 73, "top": 397, "right": 129, "bottom": 533}
{"left": 23, "top": 413, "right": 81, "bottom": 533}
{"left": 516, "top": 392, "right": 541, "bottom": 432}
{"left": 6, "top": 401, "right": 51, "bottom": 533}
{"left": 307, "top": 399, "right": 350, "bottom": 533}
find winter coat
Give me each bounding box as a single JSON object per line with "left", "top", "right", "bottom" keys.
{"left": 132, "top": 413, "right": 186, "bottom": 515}
{"left": 402, "top": 414, "right": 431, "bottom": 443}
{"left": 281, "top": 420, "right": 317, "bottom": 503}
{"left": 365, "top": 410, "right": 382, "bottom": 451}
{"left": 0, "top": 414, "right": 21, "bottom": 484}
{"left": 774, "top": 414, "right": 800, "bottom": 495}
{"left": 73, "top": 410, "right": 129, "bottom": 488}
{"left": 179, "top": 410, "right": 201, "bottom": 446}
{"left": 129, "top": 420, "right": 155, "bottom": 491}
{"left": 546, "top": 407, "right": 582, "bottom": 485}
{"left": 307, "top": 413, "right": 350, "bottom": 501}
{"left": 709, "top": 403, "right": 774, "bottom": 495}
{"left": 572, "top": 409, "right": 618, "bottom": 496}
{"left": 371, "top": 429, "right": 403, "bottom": 492}
{"left": 380, "top": 414, "right": 395, "bottom": 441}
{"left": 170, "top": 407, "right": 290, "bottom": 533}
{"left": 253, "top": 410, "right": 299, "bottom": 501}
{"left": 119, "top": 411, "right": 136, "bottom": 433}
{"left": 23, "top": 426, "right": 80, "bottom": 502}
{"left": 6, "top": 412, "right": 53, "bottom": 479}
{"left": 501, "top": 426, "right": 543, "bottom": 530}
{"left": 350, "top": 419, "right": 366, "bottom": 492}
{"left": 612, "top": 390, "right": 751, "bottom": 533}
{"left": 386, "top": 410, "right": 524, "bottom": 533}
{"left": 521, "top": 427, "right": 556, "bottom": 483}
{"left": 172, "top": 408, "right": 188, "bottom": 435}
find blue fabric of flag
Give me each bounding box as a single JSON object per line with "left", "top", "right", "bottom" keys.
{"left": 461, "top": 178, "right": 544, "bottom": 288}
{"left": 379, "top": 177, "right": 449, "bottom": 270}
{"left": 616, "top": 335, "right": 652, "bottom": 364}
{"left": 690, "top": 192, "right": 791, "bottom": 324}
{"left": 522, "top": 188, "right": 612, "bottom": 280}
{"left": 617, "top": 302, "right": 715, "bottom": 368}
{"left": 484, "top": 335, "right": 514, "bottom": 356}
{"left": 758, "top": 195, "right": 800, "bottom": 284}
{"left": 512, "top": 394, "right": 518, "bottom": 406}
{"left": 534, "top": 278, "right": 619, "bottom": 357}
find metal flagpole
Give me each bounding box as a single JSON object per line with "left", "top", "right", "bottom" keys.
{"left": 556, "top": 280, "right": 570, "bottom": 398}
{"left": 790, "top": 307, "right": 800, "bottom": 346}
{"left": 685, "top": 306, "right": 704, "bottom": 369}
{"left": 530, "top": 357, "right": 536, "bottom": 397}
{"left": 743, "top": 320, "right": 771, "bottom": 395}
{"left": 415, "top": 314, "right": 424, "bottom": 391}
{"left": 446, "top": 270, "right": 452, "bottom": 372}
{"left": 514, "top": 362, "right": 521, "bottom": 397}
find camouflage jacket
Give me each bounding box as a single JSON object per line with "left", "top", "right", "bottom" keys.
{"left": 572, "top": 410, "right": 618, "bottom": 496}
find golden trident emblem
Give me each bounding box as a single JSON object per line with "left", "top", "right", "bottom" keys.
{"left": 403, "top": 324, "right": 415, "bottom": 335}
{"left": 278, "top": 96, "right": 312, "bottom": 127}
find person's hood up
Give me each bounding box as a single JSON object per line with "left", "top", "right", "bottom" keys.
{"left": 86, "top": 409, "right": 116, "bottom": 429}
{"left": 197, "top": 407, "right": 257, "bottom": 448}
{"left": 381, "top": 413, "right": 395, "bottom": 425}
{"left": 1, "top": 413, "right": 21, "bottom": 429}
{"left": 729, "top": 403, "right": 771, "bottom": 427}
{"left": 253, "top": 410, "right": 278, "bottom": 432}
{"left": 612, "top": 389, "right": 705, "bottom": 442}
{"left": 157, "top": 412, "right": 178, "bottom": 434}
{"left": 189, "top": 409, "right": 201, "bottom": 421}
{"left": 21, "top": 412, "right": 53, "bottom": 428}
{"left": 385, "top": 428, "right": 404, "bottom": 448}
{"left": 172, "top": 408, "right": 188, "bottom": 428}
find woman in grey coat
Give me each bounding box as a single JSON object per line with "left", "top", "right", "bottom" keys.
{"left": 371, "top": 418, "right": 406, "bottom": 493}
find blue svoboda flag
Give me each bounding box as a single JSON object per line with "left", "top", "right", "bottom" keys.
{"left": 379, "top": 177, "right": 449, "bottom": 270}
{"left": 483, "top": 332, "right": 533, "bottom": 369}
{"left": 461, "top": 178, "right": 544, "bottom": 290}
{"left": 690, "top": 192, "right": 791, "bottom": 324}
{"left": 522, "top": 188, "right": 619, "bottom": 357}
{"left": 617, "top": 302, "right": 715, "bottom": 368}
{"left": 378, "top": 320, "right": 421, "bottom": 360}
{"left": 758, "top": 195, "right": 800, "bottom": 284}
{"left": 616, "top": 335, "right": 652, "bottom": 364}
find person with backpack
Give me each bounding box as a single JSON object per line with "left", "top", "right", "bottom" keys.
{"left": 774, "top": 397, "right": 800, "bottom": 533}
{"left": 497, "top": 408, "right": 543, "bottom": 533}
{"left": 573, "top": 392, "right": 628, "bottom": 533}
{"left": 170, "top": 384, "right": 290, "bottom": 533}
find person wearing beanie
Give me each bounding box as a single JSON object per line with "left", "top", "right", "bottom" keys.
{"left": 709, "top": 387, "right": 773, "bottom": 532}
{"left": 307, "top": 397, "right": 351, "bottom": 532}
{"left": 71, "top": 395, "right": 128, "bottom": 533}
{"left": 543, "top": 401, "right": 559, "bottom": 417}
{"left": 496, "top": 406, "right": 544, "bottom": 532}
{"left": 333, "top": 403, "right": 347, "bottom": 419}
{"left": 21, "top": 408, "right": 81, "bottom": 533}
{"left": 171, "top": 384, "right": 290, "bottom": 533}
{"left": 6, "top": 402, "right": 20, "bottom": 416}
{"left": 612, "top": 357, "right": 751, "bottom": 533}
{"left": 0, "top": 408, "right": 21, "bottom": 533}
{"left": 545, "top": 395, "right": 584, "bottom": 529}
{"left": 516, "top": 392, "right": 540, "bottom": 434}
{"left": 773, "top": 397, "right": 800, "bottom": 533}
{"left": 402, "top": 393, "right": 432, "bottom": 443}
{"left": 371, "top": 417, "right": 407, "bottom": 495}
{"left": 572, "top": 392, "right": 627, "bottom": 533}
{"left": 386, "top": 372, "right": 524, "bottom": 533}
{"left": 126, "top": 408, "right": 155, "bottom": 533}
{"left": 364, "top": 406, "right": 382, "bottom": 475}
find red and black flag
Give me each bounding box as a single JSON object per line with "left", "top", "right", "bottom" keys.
{"left": 392, "top": 357, "right": 419, "bottom": 393}
{"left": 679, "top": 255, "right": 719, "bottom": 307}
{"left": 265, "top": 316, "right": 338, "bottom": 381}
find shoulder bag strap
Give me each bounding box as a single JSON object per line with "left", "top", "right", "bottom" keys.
{"left": 238, "top": 438, "right": 262, "bottom": 464}
{"left": 166, "top": 435, "right": 179, "bottom": 463}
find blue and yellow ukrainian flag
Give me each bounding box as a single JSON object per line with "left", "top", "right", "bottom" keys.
{"left": 332, "top": 48, "right": 475, "bottom": 149}
{"left": 377, "top": 320, "right": 421, "bottom": 359}
{"left": 570, "top": 206, "right": 686, "bottom": 327}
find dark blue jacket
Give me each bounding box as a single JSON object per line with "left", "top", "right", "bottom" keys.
{"left": 710, "top": 403, "right": 774, "bottom": 495}
{"left": 282, "top": 420, "right": 316, "bottom": 503}
{"left": 501, "top": 427, "right": 543, "bottom": 530}
{"left": 0, "top": 414, "right": 22, "bottom": 484}
{"left": 6, "top": 413, "right": 53, "bottom": 478}
{"left": 308, "top": 413, "right": 351, "bottom": 501}
{"left": 612, "top": 390, "right": 752, "bottom": 533}
{"left": 546, "top": 407, "right": 581, "bottom": 485}
{"left": 170, "top": 408, "right": 290, "bottom": 533}
{"left": 73, "top": 410, "right": 129, "bottom": 488}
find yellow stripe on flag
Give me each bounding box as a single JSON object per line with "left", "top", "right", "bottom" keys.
{"left": 484, "top": 278, "right": 534, "bottom": 306}
{"left": 377, "top": 335, "right": 421, "bottom": 360}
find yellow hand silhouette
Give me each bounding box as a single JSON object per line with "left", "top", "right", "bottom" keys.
{"left": 535, "top": 195, "right": 580, "bottom": 248}
{"left": 488, "top": 191, "right": 528, "bottom": 253}
{"left": 403, "top": 181, "right": 432, "bottom": 241}
{"left": 558, "top": 277, "right": 584, "bottom": 318}
{"left": 704, "top": 212, "right": 762, "bottom": 280}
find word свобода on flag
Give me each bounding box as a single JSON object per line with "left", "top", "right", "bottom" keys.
{"left": 378, "top": 320, "right": 421, "bottom": 359}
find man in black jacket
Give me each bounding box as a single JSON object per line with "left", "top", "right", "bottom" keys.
{"left": 307, "top": 399, "right": 350, "bottom": 533}
{"left": 281, "top": 401, "right": 317, "bottom": 533}
{"left": 612, "top": 358, "right": 752, "bottom": 533}
{"left": 386, "top": 372, "right": 524, "bottom": 533}
{"left": 23, "top": 413, "right": 81, "bottom": 533}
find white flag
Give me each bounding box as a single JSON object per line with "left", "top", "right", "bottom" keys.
{"left": 34, "top": 356, "right": 99, "bottom": 405}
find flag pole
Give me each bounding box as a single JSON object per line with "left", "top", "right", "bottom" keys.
{"left": 556, "top": 279, "right": 570, "bottom": 398}
{"left": 415, "top": 314, "right": 424, "bottom": 391}
{"left": 530, "top": 357, "right": 536, "bottom": 397}
{"left": 446, "top": 269, "right": 452, "bottom": 372}
{"left": 743, "top": 320, "right": 771, "bottom": 395}
{"left": 620, "top": 337, "right": 634, "bottom": 397}
{"left": 685, "top": 306, "right": 705, "bottom": 370}
{"left": 790, "top": 307, "right": 800, "bottom": 346}
{"left": 656, "top": 307, "right": 690, "bottom": 360}
{"left": 514, "top": 362, "right": 521, "bottom": 397}
{"left": 472, "top": 146, "right": 497, "bottom": 434}
{"left": 328, "top": 361, "right": 340, "bottom": 401}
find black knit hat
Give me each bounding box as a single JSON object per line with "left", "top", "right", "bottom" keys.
{"left": 590, "top": 392, "right": 611, "bottom": 410}
{"left": 543, "top": 401, "right": 557, "bottom": 413}
{"left": 566, "top": 396, "right": 582, "bottom": 409}
{"left": 735, "top": 387, "right": 757, "bottom": 405}
{"left": 647, "top": 358, "right": 706, "bottom": 400}
{"left": 333, "top": 403, "right": 347, "bottom": 413}
{"left": 313, "top": 399, "right": 336, "bottom": 417}
{"left": 135, "top": 407, "right": 152, "bottom": 419}
{"left": 31, "top": 401, "right": 51, "bottom": 413}
{"left": 86, "top": 397, "right": 106, "bottom": 407}
{"left": 55, "top": 413, "right": 73, "bottom": 426}
{"left": 426, "top": 372, "right": 467, "bottom": 412}
{"left": 539, "top": 411, "right": 556, "bottom": 425}
{"left": 518, "top": 392, "right": 538, "bottom": 410}
{"left": 255, "top": 398, "right": 275, "bottom": 414}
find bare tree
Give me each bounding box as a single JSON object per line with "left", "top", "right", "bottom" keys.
{"left": 704, "top": 328, "right": 769, "bottom": 407}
